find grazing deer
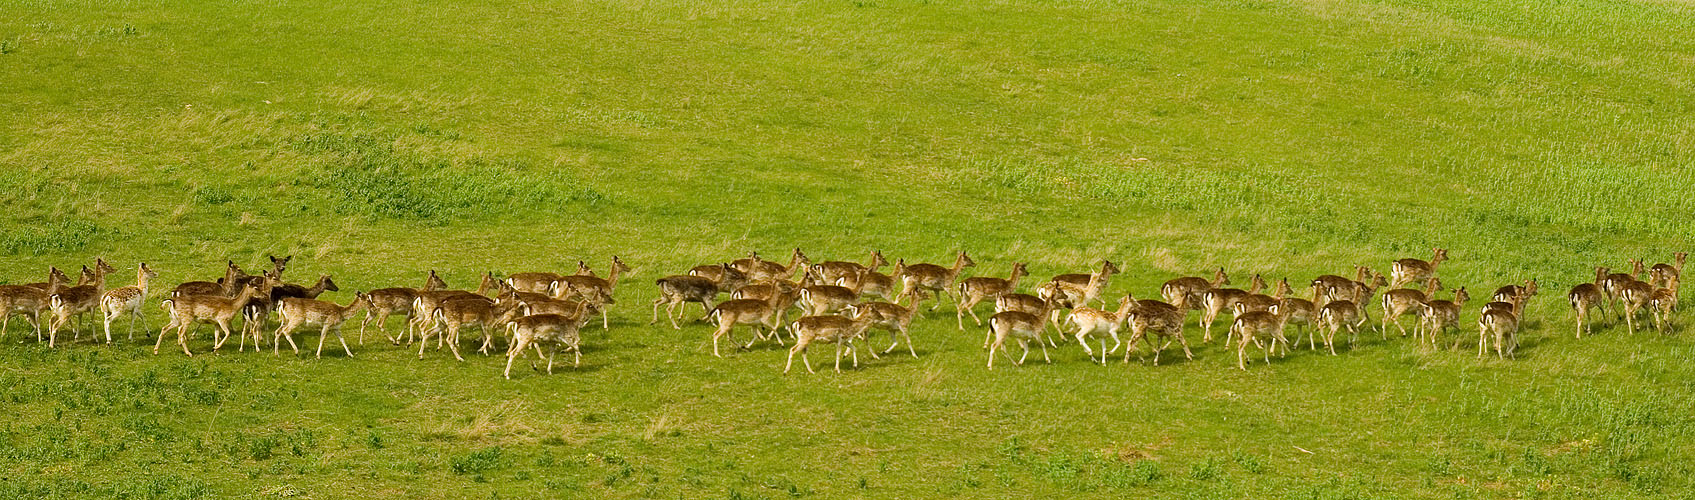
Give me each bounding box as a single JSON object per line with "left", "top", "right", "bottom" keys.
{"left": 956, "top": 262, "right": 1027, "bottom": 329}
{"left": 1601, "top": 260, "right": 1645, "bottom": 319}
{"left": 1312, "top": 266, "right": 1372, "bottom": 307}
{"left": 1160, "top": 267, "right": 1229, "bottom": 312}
{"left": 1232, "top": 309, "right": 1290, "bottom": 370}
{"left": 1417, "top": 287, "right": 1468, "bottom": 349}
{"left": 653, "top": 275, "right": 721, "bottom": 329}
{"left": 985, "top": 309, "right": 1054, "bottom": 370}
{"left": 422, "top": 295, "right": 522, "bottom": 361}
{"left": 99, "top": 263, "right": 158, "bottom": 344}
{"left": 0, "top": 267, "right": 68, "bottom": 340}
{"left": 1649, "top": 276, "right": 1680, "bottom": 335}
{"left": 1066, "top": 295, "right": 1135, "bottom": 365}
{"left": 1649, "top": 252, "right": 1686, "bottom": 289}
{"left": 506, "top": 261, "right": 594, "bottom": 295}
{"left": 1478, "top": 308, "right": 1518, "bottom": 360}
{"left": 897, "top": 252, "right": 975, "bottom": 311}
{"left": 1200, "top": 274, "right": 1266, "bottom": 343}
{"left": 799, "top": 269, "right": 869, "bottom": 316}
{"left": 1123, "top": 297, "right": 1192, "bottom": 365}
{"left": 847, "top": 301, "right": 918, "bottom": 358}
{"left": 703, "top": 294, "right": 788, "bottom": 357}
{"left": 1390, "top": 248, "right": 1447, "bottom": 288}
{"left": 550, "top": 256, "right": 632, "bottom": 329}
{"left": 361, "top": 270, "right": 448, "bottom": 345}
{"left": 47, "top": 265, "right": 114, "bottom": 347}
{"left": 1047, "top": 261, "right": 1121, "bottom": 308}
{"left": 1568, "top": 267, "right": 1608, "bottom": 339}
{"left": 1618, "top": 279, "right": 1659, "bottom": 335}
{"left": 810, "top": 251, "right": 888, "bottom": 285}
{"left": 1380, "top": 277, "right": 1442, "bottom": 338}
{"left": 504, "top": 309, "right": 591, "bottom": 379}
{"left": 784, "top": 314, "right": 876, "bottom": 374}
{"left": 273, "top": 293, "right": 370, "bottom": 358}
{"left": 156, "top": 279, "right": 269, "bottom": 356}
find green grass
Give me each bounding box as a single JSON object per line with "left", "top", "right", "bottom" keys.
{"left": 2, "top": 0, "right": 1694, "bottom": 497}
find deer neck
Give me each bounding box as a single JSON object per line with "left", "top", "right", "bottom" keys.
{"left": 1115, "top": 299, "right": 1136, "bottom": 319}
{"left": 1211, "top": 270, "right": 1228, "bottom": 288}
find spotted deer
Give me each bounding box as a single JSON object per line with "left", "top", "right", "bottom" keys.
{"left": 734, "top": 248, "right": 809, "bottom": 282}
{"left": 1273, "top": 279, "right": 1318, "bottom": 351}
{"left": 703, "top": 294, "right": 788, "bottom": 357}
{"left": 1160, "top": 267, "right": 1229, "bottom": 313}
{"left": 985, "top": 308, "right": 1054, "bottom": 370}
{"left": 1122, "top": 296, "right": 1192, "bottom": 366}
{"left": 504, "top": 308, "right": 591, "bottom": 379}
{"left": 1478, "top": 307, "right": 1519, "bottom": 360}
{"left": 1618, "top": 278, "right": 1659, "bottom": 335}
{"left": 1568, "top": 267, "right": 1608, "bottom": 339}
{"left": 1390, "top": 248, "right": 1447, "bottom": 288}
{"left": 1601, "top": 260, "right": 1645, "bottom": 319}
{"left": 1491, "top": 280, "right": 1537, "bottom": 311}
{"left": 171, "top": 261, "right": 244, "bottom": 298}
{"left": 156, "top": 279, "right": 270, "bottom": 356}
{"left": 361, "top": 270, "right": 449, "bottom": 345}
{"left": 799, "top": 269, "right": 869, "bottom": 316}
{"left": 1046, "top": 261, "right": 1120, "bottom": 308}
{"left": 550, "top": 256, "right": 631, "bottom": 330}
{"left": 1649, "top": 276, "right": 1680, "bottom": 335}
{"left": 955, "top": 262, "right": 1027, "bottom": 329}
{"left": 1232, "top": 309, "right": 1290, "bottom": 370}
{"left": 653, "top": 274, "right": 722, "bottom": 329}
{"left": 1380, "top": 277, "right": 1442, "bottom": 338}
{"left": 1312, "top": 266, "right": 1372, "bottom": 307}
{"left": 688, "top": 262, "right": 750, "bottom": 293}
{"left": 1036, "top": 268, "right": 1112, "bottom": 333}
{"left": 784, "top": 314, "right": 876, "bottom": 374}
{"left": 0, "top": 267, "right": 68, "bottom": 340}
{"left": 1649, "top": 252, "right": 1686, "bottom": 289}
{"left": 422, "top": 295, "right": 523, "bottom": 361}
{"left": 506, "top": 261, "right": 594, "bottom": 295}
{"left": 846, "top": 301, "right": 918, "bottom": 358}
{"left": 47, "top": 264, "right": 114, "bottom": 347}
{"left": 1200, "top": 274, "right": 1266, "bottom": 343}
{"left": 810, "top": 251, "right": 888, "bottom": 285}
{"left": 834, "top": 266, "right": 896, "bottom": 302}
{"left": 1066, "top": 295, "right": 1135, "bottom": 365}
{"left": 410, "top": 273, "right": 501, "bottom": 340}
{"left": 1417, "top": 287, "right": 1468, "bottom": 349}
{"left": 99, "top": 263, "right": 158, "bottom": 344}
{"left": 898, "top": 252, "right": 975, "bottom": 312}
{"left": 1316, "top": 298, "right": 1365, "bottom": 355}
{"left": 273, "top": 293, "right": 370, "bottom": 358}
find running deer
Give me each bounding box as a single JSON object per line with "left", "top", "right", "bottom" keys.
{"left": 47, "top": 264, "right": 114, "bottom": 347}
{"left": 1312, "top": 266, "right": 1373, "bottom": 307}
{"left": 1601, "top": 260, "right": 1645, "bottom": 319}
{"left": 653, "top": 274, "right": 722, "bottom": 329}
{"left": 1618, "top": 278, "right": 1659, "bottom": 335}
{"left": 273, "top": 292, "right": 370, "bottom": 358}
{"left": 1390, "top": 248, "right": 1447, "bottom": 288}
{"left": 361, "top": 270, "right": 448, "bottom": 345}
{"left": 704, "top": 294, "right": 788, "bottom": 357}
{"left": 99, "top": 263, "right": 158, "bottom": 344}
{"left": 1160, "top": 267, "right": 1229, "bottom": 312}
{"left": 0, "top": 267, "right": 67, "bottom": 340}
{"left": 1232, "top": 309, "right": 1290, "bottom": 370}
{"left": 172, "top": 261, "right": 244, "bottom": 298}
{"left": 1380, "top": 277, "right": 1442, "bottom": 338}
{"left": 985, "top": 306, "right": 1056, "bottom": 370}
{"left": 272, "top": 275, "right": 339, "bottom": 301}
{"left": 1274, "top": 279, "right": 1318, "bottom": 351}
{"left": 1316, "top": 299, "right": 1366, "bottom": 355}
{"left": 810, "top": 251, "right": 888, "bottom": 285}
{"left": 1123, "top": 296, "right": 1192, "bottom": 366}
{"left": 846, "top": 301, "right": 918, "bottom": 358}
{"left": 1200, "top": 274, "right": 1266, "bottom": 343}
{"left": 956, "top": 262, "right": 1027, "bottom": 329}
{"left": 1418, "top": 287, "right": 1469, "bottom": 349}
{"left": 422, "top": 295, "right": 522, "bottom": 361}
{"left": 507, "top": 261, "right": 594, "bottom": 295}
{"left": 731, "top": 279, "right": 800, "bottom": 304}
{"left": 1491, "top": 280, "right": 1537, "bottom": 309}
{"left": 733, "top": 248, "right": 810, "bottom": 282}
{"left": 898, "top": 251, "right": 975, "bottom": 312}
{"left": 784, "top": 314, "right": 876, "bottom": 374}
{"left": 688, "top": 262, "right": 750, "bottom": 294}
{"left": 1046, "top": 260, "right": 1120, "bottom": 308}
{"left": 504, "top": 307, "right": 591, "bottom": 379}
{"left": 156, "top": 279, "right": 270, "bottom": 356}
{"left": 834, "top": 266, "right": 896, "bottom": 302}
{"left": 1568, "top": 266, "right": 1608, "bottom": 339}
{"left": 1478, "top": 307, "right": 1519, "bottom": 360}
{"left": 1649, "top": 276, "right": 1680, "bottom": 335}
{"left": 410, "top": 273, "right": 501, "bottom": 340}
{"left": 1649, "top": 252, "right": 1686, "bottom": 289}
{"left": 1067, "top": 295, "right": 1135, "bottom": 365}
{"left": 800, "top": 269, "right": 869, "bottom": 316}
{"left": 550, "top": 256, "right": 632, "bottom": 329}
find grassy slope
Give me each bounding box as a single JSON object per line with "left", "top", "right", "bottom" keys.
{"left": 2, "top": 0, "right": 1694, "bottom": 498}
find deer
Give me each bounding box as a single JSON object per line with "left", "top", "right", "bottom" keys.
{"left": 99, "top": 263, "right": 158, "bottom": 344}
{"left": 897, "top": 252, "right": 975, "bottom": 312}
{"left": 731, "top": 278, "right": 800, "bottom": 305}
{"left": 156, "top": 278, "right": 270, "bottom": 356}
{"left": 1230, "top": 279, "right": 1284, "bottom": 322}
{"left": 519, "top": 290, "right": 611, "bottom": 319}
{"left": 272, "top": 275, "right": 339, "bottom": 301}
{"left": 1160, "top": 267, "right": 1229, "bottom": 313}
{"left": 273, "top": 292, "right": 370, "bottom": 358}
{"left": 1046, "top": 260, "right": 1121, "bottom": 308}
{"left": 1311, "top": 266, "right": 1373, "bottom": 307}
{"left": 996, "top": 292, "right": 1064, "bottom": 335}
{"left": 1477, "top": 306, "right": 1519, "bottom": 360}
{"left": 1390, "top": 248, "right": 1447, "bottom": 288}
{"left": 421, "top": 295, "right": 523, "bottom": 361}
{"left": 985, "top": 307, "right": 1055, "bottom": 370}
{"left": 1316, "top": 298, "right": 1366, "bottom": 355}
{"left": 955, "top": 262, "right": 1027, "bottom": 329}
{"left": 846, "top": 301, "right": 918, "bottom": 358}
{"left": 833, "top": 266, "right": 896, "bottom": 302}
{"left": 703, "top": 293, "right": 788, "bottom": 357}
{"left": 409, "top": 273, "right": 501, "bottom": 342}
{"left": 1649, "top": 276, "right": 1680, "bottom": 335}
{"left": 1649, "top": 252, "right": 1686, "bottom": 289}
{"left": 1273, "top": 279, "right": 1318, "bottom": 351}
{"left": 226, "top": 255, "right": 289, "bottom": 290}
{"left": 1618, "top": 278, "right": 1659, "bottom": 335}
{"left": 504, "top": 307, "right": 592, "bottom": 379}
{"left": 46, "top": 264, "right": 114, "bottom": 347}
{"left": 549, "top": 256, "right": 632, "bottom": 329}
{"left": 1122, "top": 296, "right": 1192, "bottom": 366}
{"left": 688, "top": 262, "right": 750, "bottom": 293}
{"left": 1601, "top": 260, "right": 1645, "bottom": 319}
{"left": 1491, "top": 280, "right": 1537, "bottom": 310}
{"left": 1199, "top": 273, "right": 1266, "bottom": 343}
{"left": 1380, "top": 277, "right": 1442, "bottom": 338}
{"left": 1036, "top": 268, "right": 1113, "bottom": 333}
{"left": 653, "top": 274, "right": 722, "bottom": 329}
{"left": 1066, "top": 295, "right": 1135, "bottom": 365}
{"left": 0, "top": 267, "right": 68, "bottom": 340}
{"left": 799, "top": 269, "right": 869, "bottom": 316}
{"left": 506, "top": 261, "right": 594, "bottom": 295}
{"left": 783, "top": 314, "right": 876, "bottom": 374}
{"left": 1232, "top": 309, "right": 1290, "bottom": 370}
{"left": 1417, "top": 287, "right": 1469, "bottom": 349}
{"left": 361, "top": 270, "right": 449, "bottom": 345}
{"left": 809, "top": 250, "right": 888, "bottom": 285}
{"left": 737, "top": 248, "right": 809, "bottom": 282}
{"left": 1568, "top": 266, "right": 1608, "bottom": 339}
{"left": 171, "top": 261, "right": 245, "bottom": 298}
{"left": 27, "top": 260, "right": 108, "bottom": 291}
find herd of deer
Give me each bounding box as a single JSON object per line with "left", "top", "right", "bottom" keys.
{"left": 0, "top": 248, "right": 1682, "bottom": 376}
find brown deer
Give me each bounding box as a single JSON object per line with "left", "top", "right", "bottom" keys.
{"left": 1618, "top": 278, "right": 1659, "bottom": 335}
{"left": 1601, "top": 260, "right": 1645, "bottom": 319}
{"left": 1381, "top": 277, "right": 1442, "bottom": 338}
{"left": 1316, "top": 299, "right": 1365, "bottom": 355}
{"left": 1650, "top": 276, "right": 1680, "bottom": 335}
{"left": 833, "top": 266, "right": 896, "bottom": 302}
{"left": 746, "top": 248, "right": 810, "bottom": 282}
{"left": 799, "top": 269, "right": 869, "bottom": 316}
{"left": 171, "top": 261, "right": 244, "bottom": 298}
{"left": 506, "top": 261, "right": 594, "bottom": 295}
{"left": 653, "top": 274, "right": 722, "bottom": 329}
{"left": 421, "top": 295, "right": 522, "bottom": 361}
{"left": 46, "top": 264, "right": 114, "bottom": 346}
{"left": 703, "top": 294, "right": 788, "bottom": 357}
{"left": 273, "top": 293, "right": 370, "bottom": 358}
{"left": 1274, "top": 280, "right": 1318, "bottom": 351}
{"left": 810, "top": 251, "right": 888, "bottom": 285}
{"left": 27, "top": 260, "right": 108, "bottom": 290}
{"left": 504, "top": 308, "right": 591, "bottom": 379}
{"left": 955, "top": 262, "right": 1027, "bottom": 329}
{"left": 99, "top": 263, "right": 158, "bottom": 344}
{"left": 985, "top": 308, "right": 1054, "bottom": 370}
{"left": 1477, "top": 307, "right": 1519, "bottom": 360}
{"left": 1160, "top": 267, "right": 1229, "bottom": 312}
{"left": 1311, "top": 266, "right": 1373, "bottom": 308}
{"left": 1491, "top": 280, "right": 1537, "bottom": 310}
{"left": 1200, "top": 274, "right": 1266, "bottom": 343}
{"left": 784, "top": 314, "right": 876, "bottom": 374}
{"left": 550, "top": 256, "right": 632, "bottom": 329}
{"left": 1649, "top": 252, "right": 1686, "bottom": 289}
{"left": 1046, "top": 261, "right": 1121, "bottom": 308}
{"left": 847, "top": 301, "right": 918, "bottom": 358}
{"left": 897, "top": 252, "right": 975, "bottom": 311}
{"left": 1232, "top": 309, "right": 1290, "bottom": 370}
{"left": 1568, "top": 266, "right": 1608, "bottom": 339}
{"left": 1066, "top": 295, "right": 1135, "bottom": 365}
{"left": 1390, "top": 248, "right": 1447, "bottom": 288}
{"left": 409, "top": 273, "right": 501, "bottom": 341}
{"left": 1123, "top": 297, "right": 1192, "bottom": 366}
{"left": 156, "top": 279, "right": 270, "bottom": 356}
{"left": 1418, "top": 287, "right": 1469, "bottom": 349}
{"left": 361, "top": 270, "right": 448, "bottom": 345}
{"left": 688, "top": 263, "right": 750, "bottom": 294}
{"left": 0, "top": 267, "right": 68, "bottom": 340}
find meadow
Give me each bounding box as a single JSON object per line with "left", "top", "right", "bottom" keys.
{"left": 2, "top": 0, "right": 1694, "bottom": 497}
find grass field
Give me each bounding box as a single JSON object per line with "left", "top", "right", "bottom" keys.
{"left": 3, "top": 0, "right": 1695, "bottom": 497}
